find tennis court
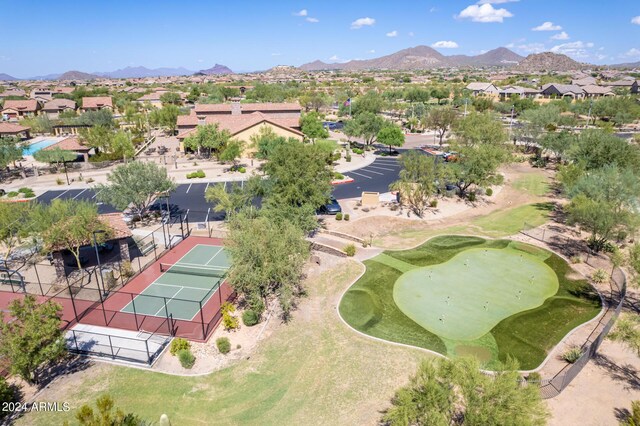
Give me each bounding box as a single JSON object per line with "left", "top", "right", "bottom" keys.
{"left": 121, "top": 244, "right": 230, "bottom": 321}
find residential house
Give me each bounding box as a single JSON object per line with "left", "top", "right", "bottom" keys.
{"left": 0, "top": 122, "right": 30, "bottom": 139}
{"left": 176, "top": 111, "right": 303, "bottom": 155}
{"left": 582, "top": 85, "right": 615, "bottom": 98}
{"left": 571, "top": 77, "right": 598, "bottom": 86}
{"left": 1, "top": 99, "right": 40, "bottom": 120}
{"left": 540, "top": 84, "right": 585, "bottom": 100}
{"left": 0, "top": 88, "right": 26, "bottom": 99}
{"left": 193, "top": 101, "right": 302, "bottom": 120}
{"left": 498, "top": 85, "right": 540, "bottom": 100}
{"left": 464, "top": 82, "right": 500, "bottom": 97}
{"left": 608, "top": 79, "right": 638, "bottom": 93}
{"left": 42, "top": 99, "right": 77, "bottom": 118}
{"left": 81, "top": 96, "right": 113, "bottom": 112}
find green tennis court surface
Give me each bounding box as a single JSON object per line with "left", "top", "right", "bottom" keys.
{"left": 393, "top": 247, "right": 559, "bottom": 341}
{"left": 121, "top": 244, "right": 230, "bottom": 321}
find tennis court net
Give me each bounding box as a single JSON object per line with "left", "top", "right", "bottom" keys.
{"left": 159, "top": 263, "right": 228, "bottom": 278}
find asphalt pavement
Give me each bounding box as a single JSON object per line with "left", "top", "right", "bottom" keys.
{"left": 35, "top": 156, "right": 402, "bottom": 221}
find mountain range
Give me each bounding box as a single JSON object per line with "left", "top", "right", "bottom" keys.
{"left": 299, "top": 46, "right": 525, "bottom": 71}
{"left": 514, "top": 52, "right": 586, "bottom": 73}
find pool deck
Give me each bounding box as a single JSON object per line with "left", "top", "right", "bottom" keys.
{"left": 22, "top": 136, "right": 66, "bottom": 157}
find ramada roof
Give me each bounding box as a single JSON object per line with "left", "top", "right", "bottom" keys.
{"left": 43, "top": 136, "right": 90, "bottom": 152}
{"left": 0, "top": 122, "right": 30, "bottom": 134}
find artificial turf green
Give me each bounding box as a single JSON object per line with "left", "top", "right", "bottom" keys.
{"left": 338, "top": 236, "right": 602, "bottom": 369}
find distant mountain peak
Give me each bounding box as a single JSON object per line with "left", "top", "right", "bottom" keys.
{"left": 515, "top": 52, "right": 588, "bottom": 72}
{"left": 196, "top": 64, "right": 234, "bottom": 75}
{"left": 0, "top": 73, "right": 18, "bottom": 81}
{"left": 299, "top": 45, "right": 523, "bottom": 71}
{"left": 58, "top": 70, "right": 99, "bottom": 80}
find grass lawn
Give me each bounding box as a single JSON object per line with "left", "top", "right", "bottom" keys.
{"left": 21, "top": 261, "right": 426, "bottom": 426}
{"left": 471, "top": 202, "right": 554, "bottom": 237}
{"left": 339, "top": 236, "right": 601, "bottom": 370}
{"left": 511, "top": 173, "right": 551, "bottom": 197}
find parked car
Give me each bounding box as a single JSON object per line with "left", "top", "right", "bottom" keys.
{"left": 318, "top": 197, "right": 342, "bottom": 215}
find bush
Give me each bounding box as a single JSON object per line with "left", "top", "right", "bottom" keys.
{"left": 242, "top": 309, "right": 259, "bottom": 327}
{"left": 562, "top": 347, "right": 583, "bottom": 363}
{"left": 570, "top": 255, "right": 582, "bottom": 264}
{"left": 18, "top": 187, "right": 32, "bottom": 193}
{"left": 0, "top": 377, "right": 15, "bottom": 418}
{"left": 121, "top": 261, "right": 135, "bottom": 278}
{"left": 592, "top": 269, "right": 609, "bottom": 284}
{"left": 344, "top": 213, "right": 350, "bottom": 221}
{"left": 238, "top": 167, "right": 246, "bottom": 173}
{"left": 333, "top": 172, "right": 344, "bottom": 180}
{"left": 221, "top": 302, "right": 239, "bottom": 331}
{"left": 187, "top": 170, "right": 206, "bottom": 179}
{"left": 216, "top": 337, "right": 231, "bottom": 354}
{"left": 56, "top": 178, "right": 64, "bottom": 185}
{"left": 526, "top": 372, "right": 542, "bottom": 383}
{"left": 344, "top": 243, "right": 356, "bottom": 257}
{"left": 177, "top": 348, "right": 196, "bottom": 369}
{"left": 170, "top": 337, "right": 191, "bottom": 356}
{"left": 485, "top": 188, "right": 493, "bottom": 196}
{"left": 352, "top": 148, "right": 364, "bottom": 155}
{"left": 429, "top": 199, "right": 438, "bottom": 208}
{"left": 468, "top": 192, "right": 476, "bottom": 202}
{"left": 22, "top": 191, "right": 35, "bottom": 198}
{"left": 345, "top": 153, "right": 352, "bottom": 162}
{"left": 6, "top": 192, "right": 18, "bottom": 198}
{"left": 335, "top": 212, "right": 343, "bottom": 221}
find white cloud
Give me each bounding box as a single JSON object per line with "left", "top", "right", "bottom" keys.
{"left": 456, "top": 4, "right": 513, "bottom": 23}
{"left": 369, "top": 49, "right": 376, "bottom": 53}
{"left": 408, "top": 31, "right": 415, "bottom": 37}
{"left": 632, "top": 16, "right": 640, "bottom": 25}
{"left": 329, "top": 55, "right": 340, "bottom": 61}
{"left": 429, "top": 7, "right": 437, "bottom": 12}
{"left": 477, "top": 0, "right": 519, "bottom": 3}
{"left": 550, "top": 41, "right": 595, "bottom": 58}
{"left": 511, "top": 43, "right": 546, "bottom": 54}
{"left": 306, "top": 17, "right": 319, "bottom": 23}
{"left": 623, "top": 48, "right": 640, "bottom": 58}
{"left": 271, "top": 53, "right": 282, "bottom": 56}
{"left": 532, "top": 21, "right": 562, "bottom": 31}
{"left": 551, "top": 31, "right": 570, "bottom": 40}
{"left": 293, "top": 9, "right": 308, "bottom": 17}
{"left": 431, "top": 40, "right": 459, "bottom": 49}
{"left": 386, "top": 30, "right": 398, "bottom": 37}
{"left": 351, "top": 17, "right": 376, "bottom": 29}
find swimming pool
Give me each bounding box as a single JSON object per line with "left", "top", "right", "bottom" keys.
{"left": 22, "top": 139, "right": 58, "bottom": 156}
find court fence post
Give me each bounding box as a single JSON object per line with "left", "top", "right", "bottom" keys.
{"left": 145, "top": 339, "right": 151, "bottom": 365}
{"left": 33, "top": 263, "right": 45, "bottom": 296}
{"left": 179, "top": 214, "right": 185, "bottom": 239}
{"left": 152, "top": 233, "right": 158, "bottom": 261}
{"left": 199, "top": 300, "right": 206, "bottom": 340}
{"left": 163, "top": 297, "right": 172, "bottom": 335}
{"left": 72, "top": 330, "right": 80, "bottom": 352}
{"left": 131, "top": 293, "right": 140, "bottom": 331}
{"left": 108, "top": 335, "right": 115, "bottom": 358}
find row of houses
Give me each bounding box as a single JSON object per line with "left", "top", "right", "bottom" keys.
{"left": 466, "top": 77, "right": 639, "bottom": 101}
{"left": 1, "top": 96, "right": 113, "bottom": 120}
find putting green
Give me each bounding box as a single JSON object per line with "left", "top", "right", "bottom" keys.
{"left": 393, "top": 248, "right": 559, "bottom": 341}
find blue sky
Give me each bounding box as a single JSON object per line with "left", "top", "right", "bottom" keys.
{"left": 1, "top": 0, "right": 640, "bottom": 77}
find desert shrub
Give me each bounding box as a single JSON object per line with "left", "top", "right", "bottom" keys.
{"left": 18, "top": 187, "right": 32, "bottom": 193}
{"left": 221, "top": 302, "right": 239, "bottom": 331}
{"left": 22, "top": 191, "right": 35, "bottom": 198}
{"left": 56, "top": 178, "right": 64, "bottom": 185}
{"left": 6, "top": 192, "right": 18, "bottom": 198}
{"left": 238, "top": 167, "right": 246, "bottom": 173}
{"left": 333, "top": 172, "right": 344, "bottom": 180}
{"left": 621, "top": 400, "right": 640, "bottom": 426}
{"left": 216, "top": 337, "right": 231, "bottom": 354}
{"left": 344, "top": 213, "right": 350, "bottom": 221}
{"left": 121, "top": 261, "right": 135, "bottom": 278}
{"left": 345, "top": 153, "right": 352, "bottom": 162}
{"left": 344, "top": 244, "right": 356, "bottom": 257}
{"left": 562, "top": 347, "right": 583, "bottom": 363}
{"left": 187, "top": 170, "right": 206, "bottom": 179}
{"left": 592, "top": 269, "right": 609, "bottom": 284}
{"left": 486, "top": 188, "right": 493, "bottom": 196}
{"left": 570, "top": 255, "right": 582, "bottom": 264}
{"left": 335, "top": 212, "right": 343, "bottom": 221}
{"left": 242, "top": 310, "right": 259, "bottom": 327}
{"left": 352, "top": 148, "right": 364, "bottom": 155}
{"left": 526, "top": 372, "right": 542, "bottom": 383}
{"left": 177, "top": 348, "right": 195, "bottom": 368}
{"left": 468, "top": 192, "right": 477, "bottom": 202}
{"left": 170, "top": 337, "right": 191, "bottom": 356}
{"left": 430, "top": 199, "right": 438, "bottom": 208}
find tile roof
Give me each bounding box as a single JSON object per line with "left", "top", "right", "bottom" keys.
{"left": 43, "top": 136, "right": 89, "bottom": 152}
{"left": 193, "top": 102, "right": 301, "bottom": 114}
{"left": 582, "top": 85, "right": 614, "bottom": 95}
{"left": 2, "top": 99, "right": 39, "bottom": 112}
{"left": 43, "top": 98, "right": 77, "bottom": 111}
{"left": 82, "top": 96, "right": 113, "bottom": 109}
{"left": 177, "top": 112, "right": 303, "bottom": 139}
{"left": 0, "top": 122, "right": 30, "bottom": 134}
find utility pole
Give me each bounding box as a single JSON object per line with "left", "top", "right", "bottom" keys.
{"left": 508, "top": 105, "right": 515, "bottom": 141}
{"left": 586, "top": 100, "right": 593, "bottom": 128}
{"left": 463, "top": 98, "right": 468, "bottom": 117}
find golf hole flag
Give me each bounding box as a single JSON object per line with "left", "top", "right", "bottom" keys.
{"left": 344, "top": 98, "right": 351, "bottom": 106}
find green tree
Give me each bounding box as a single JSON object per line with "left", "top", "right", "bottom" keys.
{"left": 351, "top": 91, "right": 385, "bottom": 115}
{"left": 448, "top": 144, "right": 508, "bottom": 198}
{"left": 621, "top": 401, "right": 640, "bottom": 426}
{"left": 219, "top": 139, "right": 244, "bottom": 169}
{"left": 148, "top": 104, "right": 179, "bottom": 135}
{"left": 424, "top": 107, "right": 458, "bottom": 146}
{"left": 111, "top": 131, "right": 135, "bottom": 160}
{"left": 159, "top": 91, "right": 181, "bottom": 106}
{"left": 76, "top": 109, "right": 114, "bottom": 127}
{"left": 405, "top": 87, "right": 431, "bottom": 104}
{"left": 0, "top": 202, "right": 32, "bottom": 266}
{"left": 609, "top": 313, "right": 640, "bottom": 357}
{"left": 472, "top": 97, "right": 494, "bottom": 112}
{"left": 0, "top": 295, "right": 65, "bottom": 384}
{"left": 539, "top": 130, "right": 575, "bottom": 161}
{"left": 377, "top": 123, "right": 405, "bottom": 153}
{"left": 568, "top": 130, "right": 640, "bottom": 171}
{"left": 205, "top": 180, "right": 255, "bottom": 219}
{"left": 227, "top": 211, "right": 310, "bottom": 318}
{"left": 33, "top": 200, "right": 110, "bottom": 271}
{"left": 343, "top": 112, "right": 385, "bottom": 147}
{"left": 300, "top": 112, "right": 329, "bottom": 144}
{"left": 182, "top": 123, "right": 231, "bottom": 160}
{"left": 565, "top": 165, "right": 640, "bottom": 251}
{"left": 249, "top": 126, "right": 288, "bottom": 160}
{"left": 454, "top": 112, "right": 507, "bottom": 147}
{"left": 390, "top": 151, "right": 443, "bottom": 217}
{"left": 74, "top": 394, "right": 147, "bottom": 426}
{"left": 79, "top": 125, "right": 114, "bottom": 154}
{"left": 95, "top": 161, "right": 176, "bottom": 219}
{"left": 0, "top": 137, "right": 25, "bottom": 169}
{"left": 383, "top": 357, "right": 548, "bottom": 426}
